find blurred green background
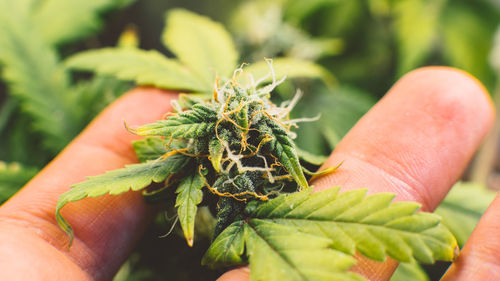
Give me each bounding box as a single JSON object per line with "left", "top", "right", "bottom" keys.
{"left": 1, "top": 0, "right": 499, "bottom": 280}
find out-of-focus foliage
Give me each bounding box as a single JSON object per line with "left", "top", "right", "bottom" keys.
{"left": 239, "top": 0, "right": 500, "bottom": 94}
{"left": 0, "top": 161, "right": 38, "bottom": 202}
{"left": 491, "top": 26, "right": 500, "bottom": 73}
{"left": 390, "top": 261, "right": 429, "bottom": 281}
{"left": 435, "top": 182, "right": 497, "bottom": 247}
{"left": 393, "top": 0, "right": 499, "bottom": 88}
{"left": 35, "top": 0, "right": 135, "bottom": 46}
{"left": 0, "top": 0, "right": 75, "bottom": 152}
{"left": 0, "top": 0, "right": 135, "bottom": 198}
{"left": 1, "top": 0, "right": 499, "bottom": 280}
{"left": 230, "top": 0, "right": 344, "bottom": 62}
{"left": 294, "top": 86, "right": 376, "bottom": 154}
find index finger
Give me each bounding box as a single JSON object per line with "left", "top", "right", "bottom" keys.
{"left": 219, "top": 67, "right": 494, "bottom": 280}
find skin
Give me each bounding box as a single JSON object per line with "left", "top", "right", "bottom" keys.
{"left": 0, "top": 67, "right": 495, "bottom": 281}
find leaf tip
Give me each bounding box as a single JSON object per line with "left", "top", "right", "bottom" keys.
{"left": 453, "top": 245, "right": 460, "bottom": 261}
{"left": 187, "top": 237, "right": 194, "bottom": 247}
{"left": 124, "top": 120, "right": 137, "bottom": 134}
{"left": 55, "top": 207, "right": 75, "bottom": 249}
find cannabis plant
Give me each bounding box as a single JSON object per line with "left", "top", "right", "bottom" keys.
{"left": 54, "top": 9, "right": 460, "bottom": 280}
{"left": 56, "top": 65, "right": 458, "bottom": 280}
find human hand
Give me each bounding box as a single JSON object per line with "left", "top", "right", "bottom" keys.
{"left": 0, "top": 67, "right": 494, "bottom": 281}
{"left": 219, "top": 67, "right": 495, "bottom": 281}
{"left": 0, "top": 88, "right": 179, "bottom": 280}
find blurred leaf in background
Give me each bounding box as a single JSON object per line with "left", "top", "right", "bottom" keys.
{"left": 294, "top": 85, "right": 376, "bottom": 155}
{"left": 1, "top": 0, "right": 500, "bottom": 280}
{"left": 230, "top": 0, "right": 343, "bottom": 62}
{"left": 34, "top": 0, "right": 135, "bottom": 46}
{"left": 435, "top": 182, "right": 497, "bottom": 247}
{"left": 0, "top": 161, "right": 38, "bottom": 202}
{"left": 492, "top": 26, "right": 500, "bottom": 73}
{"left": 394, "top": 0, "right": 499, "bottom": 88}
{"left": 394, "top": 0, "right": 446, "bottom": 77}
{"left": 0, "top": 0, "right": 136, "bottom": 202}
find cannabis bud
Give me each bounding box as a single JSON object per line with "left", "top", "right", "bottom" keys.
{"left": 56, "top": 64, "right": 324, "bottom": 246}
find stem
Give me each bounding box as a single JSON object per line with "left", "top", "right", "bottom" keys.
{"left": 0, "top": 97, "right": 19, "bottom": 132}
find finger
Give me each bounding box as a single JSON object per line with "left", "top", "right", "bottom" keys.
{"left": 442, "top": 193, "right": 500, "bottom": 280}
{"left": 219, "top": 67, "right": 494, "bottom": 280}
{"left": 0, "top": 88, "right": 178, "bottom": 280}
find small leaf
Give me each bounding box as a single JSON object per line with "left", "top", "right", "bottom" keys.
{"left": 56, "top": 154, "right": 189, "bottom": 245}
{"left": 202, "top": 220, "right": 247, "bottom": 268}
{"left": 65, "top": 48, "right": 208, "bottom": 92}
{"left": 209, "top": 137, "right": 225, "bottom": 172}
{"left": 240, "top": 58, "right": 336, "bottom": 86}
{"left": 132, "top": 137, "right": 168, "bottom": 162}
{"left": 175, "top": 170, "right": 206, "bottom": 246}
{"left": 132, "top": 104, "right": 218, "bottom": 138}
{"left": 266, "top": 119, "right": 309, "bottom": 189}
{"left": 163, "top": 9, "right": 238, "bottom": 86}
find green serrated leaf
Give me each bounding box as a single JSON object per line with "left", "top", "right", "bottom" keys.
{"left": 205, "top": 217, "right": 363, "bottom": 281}
{"left": 0, "top": 2, "right": 77, "bottom": 153}
{"left": 202, "top": 220, "right": 247, "bottom": 268}
{"left": 390, "top": 261, "right": 430, "bottom": 281}
{"left": 250, "top": 187, "right": 457, "bottom": 263}
{"left": 239, "top": 58, "right": 336, "bottom": 87}
{"left": 204, "top": 187, "right": 457, "bottom": 280}
{"left": 0, "top": 161, "right": 38, "bottom": 202}
{"left": 133, "top": 104, "right": 218, "bottom": 138}
{"left": 177, "top": 93, "right": 211, "bottom": 109}
{"left": 132, "top": 137, "right": 169, "bottom": 162}
{"left": 34, "top": 0, "right": 136, "bottom": 46}
{"left": 163, "top": 9, "right": 238, "bottom": 86}
{"left": 175, "top": 170, "right": 205, "bottom": 246}
{"left": 266, "top": 119, "right": 309, "bottom": 190}
{"left": 245, "top": 219, "right": 361, "bottom": 281}
{"left": 65, "top": 48, "right": 208, "bottom": 92}
{"left": 56, "top": 154, "right": 189, "bottom": 245}
{"left": 435, "top": 181, "right": 497, "bottom": 246}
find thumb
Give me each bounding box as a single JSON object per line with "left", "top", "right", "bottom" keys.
{"left": 0, "top": 88, "right": 178, "bottom": 281}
